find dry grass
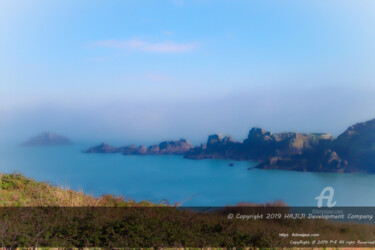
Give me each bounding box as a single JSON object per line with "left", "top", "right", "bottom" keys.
{"left": 0, "top": 173, "right": 153, "bottom": 207}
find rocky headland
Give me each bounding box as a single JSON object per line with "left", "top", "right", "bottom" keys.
{"left": 85, "top": 118, "right": 375, "bottom": 173}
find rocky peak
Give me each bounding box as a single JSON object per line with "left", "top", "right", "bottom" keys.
{"left": 223, "top": 135, "right": 235, "bottom": 144}
{"left": 207, "top": 134, "right": 223, "bottom": 146}
{"left": 244, "top": 128, "right": 275, "bottom": 147}
{"left": 179, "top": 138, "right": 189, "bottom": 143}
{"left": 247, "top": 128, "right": 273, "bottom": 140}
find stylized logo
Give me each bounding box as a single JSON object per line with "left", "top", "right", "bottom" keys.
{"left": 315, "top": 186, "right": 336, "bottom": 208}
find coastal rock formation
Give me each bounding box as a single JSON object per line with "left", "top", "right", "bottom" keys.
{"left": 185, "top": 130, "right": 334, "bottom": 162}
{"left": 85, "top": 139, "right": 193, "bottom": 155}
{"left": 333, "top": 118, "right": 375, "bottom": 173}
{"left": 85, "top": 118, "right": 375, "bottom": 173}
{"left": 122, "top": 145, "right": 142, "bottom": 154}
{"left": 158, "top": 139, "right": 193, "bottom": 154}
{"left": 243, "top": 129, "right": 334, "bottom": 160}
{"left": 185, "top": 134, "right": 244, "bottom": 160}
{"left": 122, "top": 139, "right": 193, "bottom": 155}
{"left": 184, "top": 126, "right": 360, "bottom": 173}
{"left": 257, "top": 118, "right": 375, "bottom": 173}
{"left": 84, "top": 143, "right": 123, "bottom": 153}
{"left": 256, "top": 149, "right": 348, "bottom": 173}
{"left": 22, "top": 132, "right": 73, "bottom": 147}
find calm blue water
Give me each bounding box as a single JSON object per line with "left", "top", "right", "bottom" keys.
{"left": 1, "top": 144, "right": 375, "bottom": 206}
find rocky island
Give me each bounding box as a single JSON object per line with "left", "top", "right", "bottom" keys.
{"left": 22, "top": 132, "right": 73, "bottom": 146}
{"left": 85, "top": 118, "right": 375, "bottom": 173}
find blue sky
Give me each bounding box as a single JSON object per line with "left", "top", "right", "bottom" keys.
{"left": 1, "top": 0, "right": 375, "bottom": 144}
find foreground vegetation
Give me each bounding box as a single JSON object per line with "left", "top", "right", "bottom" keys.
{"left": 1, "top": 173, "right": 375, "bottom": 248}
{"left": 0, "top": 173, "right": 152, "bottom": 207}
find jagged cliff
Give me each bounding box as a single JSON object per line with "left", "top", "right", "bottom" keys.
{"left": 184, "top": 129, "right": 343, "bottom": 172}
{"left": 186, "top": 119, "right": 375, "bottom": 173}
{"left": 85, "top": 118, "right": 375, "bottom": 173}
{"left": 257, "top": 119, "right": 375, "bottom": 173}
{"left": 185, "top": 129, "right": 333, "bottom": 161}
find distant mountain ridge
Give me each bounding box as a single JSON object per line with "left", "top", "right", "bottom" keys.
{"left": 22, "top": 132, "right": 73, "bottom": 146}
{"left": 85, "top": 118, "right": 375, "bottom": 173}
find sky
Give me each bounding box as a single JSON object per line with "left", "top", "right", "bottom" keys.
{"left": 1, "top": 0, "right": 375, "bottom": 145}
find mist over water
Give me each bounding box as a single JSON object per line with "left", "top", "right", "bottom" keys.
{"left": 2, "top": 85, "right": 375, "bottom": 146}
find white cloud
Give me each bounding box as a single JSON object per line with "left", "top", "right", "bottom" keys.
{"left": 94, "top": 39, "right": 198, "bottom": 53}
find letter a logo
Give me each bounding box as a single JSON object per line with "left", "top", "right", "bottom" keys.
{"left": 315, "top": 186, "right": 336, "bottom": 208}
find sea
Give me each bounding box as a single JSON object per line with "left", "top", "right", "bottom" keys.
{"left": 1, "top": 143, "right": 375, "bottom": 206}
